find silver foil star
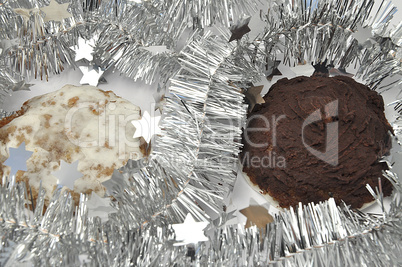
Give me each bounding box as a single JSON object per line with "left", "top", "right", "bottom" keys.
{"left": 240, "top": 205, "right": 274, "bottom": 229}
{"left": 86, "top": 192, "right": 115, "bottom": 222}
{"left": 3, "top": 142, "right": 33, "bottom": 177}
{"left": 120, "top": 159, "right": 145, "bottom": 176}
{"left": 265, "top": 60, "right": 282, "bottom": 80}
{"left": 79, "top": 65, "right": 105, "bottom": 86}
{"left": 171, "top": 214, "right": 209, "bottom": 246}
{"left": 52, "top": 160, "right": 83, "bottom": 190}
{"left": 70, "top": 37, "right": 95, "bottom": 62}
{"left": 10, "top": 81, "right": 33, "bottom": 92}
{"left": 229, "top": 16, "right": 251, "bottom": 42}
{"left": 352, "top": 25, "right": 373, "bottom": 45}
{"left": 40, "top": 0, "right": 72, "bottom": 22}
{"left": 244, "top": 85, "right": 265, "bottom": 112}
{"left": 131, "top": 111, "right": 162, "bottom": 143}
{"left": 102, "top": 169, "right": 128, "bottom": 195}
{"left": 102, "top": 159, "right": 145, "bottom": 196}
{"left": 212, "top": 210, "right": 237, "bottom": 227}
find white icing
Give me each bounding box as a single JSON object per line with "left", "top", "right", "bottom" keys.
{"left": 0, "top": 84, "right": 144, "bottom": 201}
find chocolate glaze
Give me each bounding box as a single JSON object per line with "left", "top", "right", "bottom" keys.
{"left": 241, "top": 76, "right": 393, "bottom": 209}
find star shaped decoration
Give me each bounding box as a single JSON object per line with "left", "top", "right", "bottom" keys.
{"left": 101, "top": 159, "right": 145, "bottom": 195}
{"left": 352, "top": 25, "right": 373, "bottom": 45}
{"left": 229, "top": 16, "right": 251, "bottom": 42}
{"left": 266, "top": 68, "right": 282, "bottom": 81}
{"left": 171, "top": 214, "right": 209, "bottom": 246}
{"left": 98, "top": 76, "right": 108, "bottom": 84}
{"left": 152, "top": 84, "right": 166, "bottom": 112}
{"left": 312, "top": 60, "right": 329, "bottom": 77}
{"left": 131, "top": 111, "right": 162, "bottom": 143}
{"left": 3, "top": 142, "right": 33, "bottom": 177}
{"left": 239, "top": 205, "right": 274, "bottom": 229}
{"left": 40, "top": 0, "right": 72, "bottom": 22}
{"left": 102, "top": 169, "right": 127, "bottom": 195}
{"left": 329, "top": 67, "right": 354, "bottom": 78}
{"left": 86, "top": 192, "right": 115, "bottom": 222}
{"left": 13, "top": 8, "right": 40, "bottom": 21}
{"left": 212, "top": 209, "right": 237, "bottom": 227}
{"left": 52, "top": 160, "right": 83, "bottom": 190}
{"left": 244, "top": 85, "right": 265, "bottom": 112}
{"left": 70, "top": 37, "right": 95, "bottom": 62}
{"left": 10, "top": 81, "right": 33, "bottom": 92}
{"left": 265, "top": 60, "right": 283, "bottom": 81}
{"left": 79, "top": 65, "right": 105, "bottom": 86}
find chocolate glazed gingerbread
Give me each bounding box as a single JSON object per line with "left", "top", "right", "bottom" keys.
{"left": 241, "top": 75, "right": 393, "bottom": 209}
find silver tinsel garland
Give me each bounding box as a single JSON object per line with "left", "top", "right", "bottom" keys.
{"left": 0, "top": 181, "right": 400, "bottom": 265}
{"left": 1, "top": 0, "right": 402, "bottom": 266}
{"left": 107, "top": 30, "right": 255, "bottom": 227}
{"left": 0, "top": 0, "right": 259, "bottom": 87}
{"left": 256, "top": 0, "right": 402, "bottom": 88}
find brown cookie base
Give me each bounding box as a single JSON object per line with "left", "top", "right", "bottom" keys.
{"left": 241, "top": 76, "right": 393, "bottom": 209}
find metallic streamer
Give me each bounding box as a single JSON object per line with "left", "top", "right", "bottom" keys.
{"left": 0, "top": 182, "right": 401, "bottom": 266}
{"left": 159, "top": 0, "right": 260, "bottom": 29}
{"left": 1, "top": 0, "right": 402, "bottom": 266}
{"left": 0, "top": 0, "right": 259, "bottom": 85}
{"left": 0, "top": 69, "right": 31, "bottom": 107}
{"left": 256, "top": 0, "right": 402, "bottom": 87}
{"left": 107, "top": 30, "right": 255, "bottom": 227}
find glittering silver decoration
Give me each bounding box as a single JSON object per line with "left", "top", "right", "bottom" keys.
{"left": 229, "top": 16, "right": 251, "bottom": 42}
{"left": 171, "top": 213, "right": 209, "bottom": 246}
{"left": 3, "top": 142, "right": 33, "bottom": 178}
{"left": 0, "top": 0, "right": 402, "bottom": 265}
{"left": 78, "top": 65, "right": 105, "bottom": 86}
{"left": 0, "top": 69, "right": 32, "bottom": 107}
{"left": 256, "top": 0, "right": 402, "bottom": 89}
{"left": 0, "top": 0, "right": 259, "bottom": 86}
{"left": 70, "top": 37, "right": 95, "bottom": 62}
{"left": 104, "top": 30, "right": 253, "bottom": 229}
{"left": 159, "top": 0, "right": 259, "bottom": 29}
{"left": 0, "top": 182, "right": 400, "bottom": 265}
{"left": 86, "top": 192, "right": 116, "bottom": 222}
{"left": 39, "top": 0, "right": 72, "bottom": 22}
{"left": 52, "top": 160, "right": 83, "bottom": 190}
{"left": 131, "top": 111, "right": 162, "bottom": 143}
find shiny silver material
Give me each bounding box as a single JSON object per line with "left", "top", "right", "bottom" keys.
{"left": 0, "top": 0, "right": 402, "bottom": 265}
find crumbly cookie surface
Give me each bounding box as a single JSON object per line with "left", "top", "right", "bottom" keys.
{"left": 0, "top": 84, "right": 144, "bottom": 204}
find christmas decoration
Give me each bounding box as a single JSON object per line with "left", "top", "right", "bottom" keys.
{"left": 52, "top": 160, "right": 83, "bottom": 190}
